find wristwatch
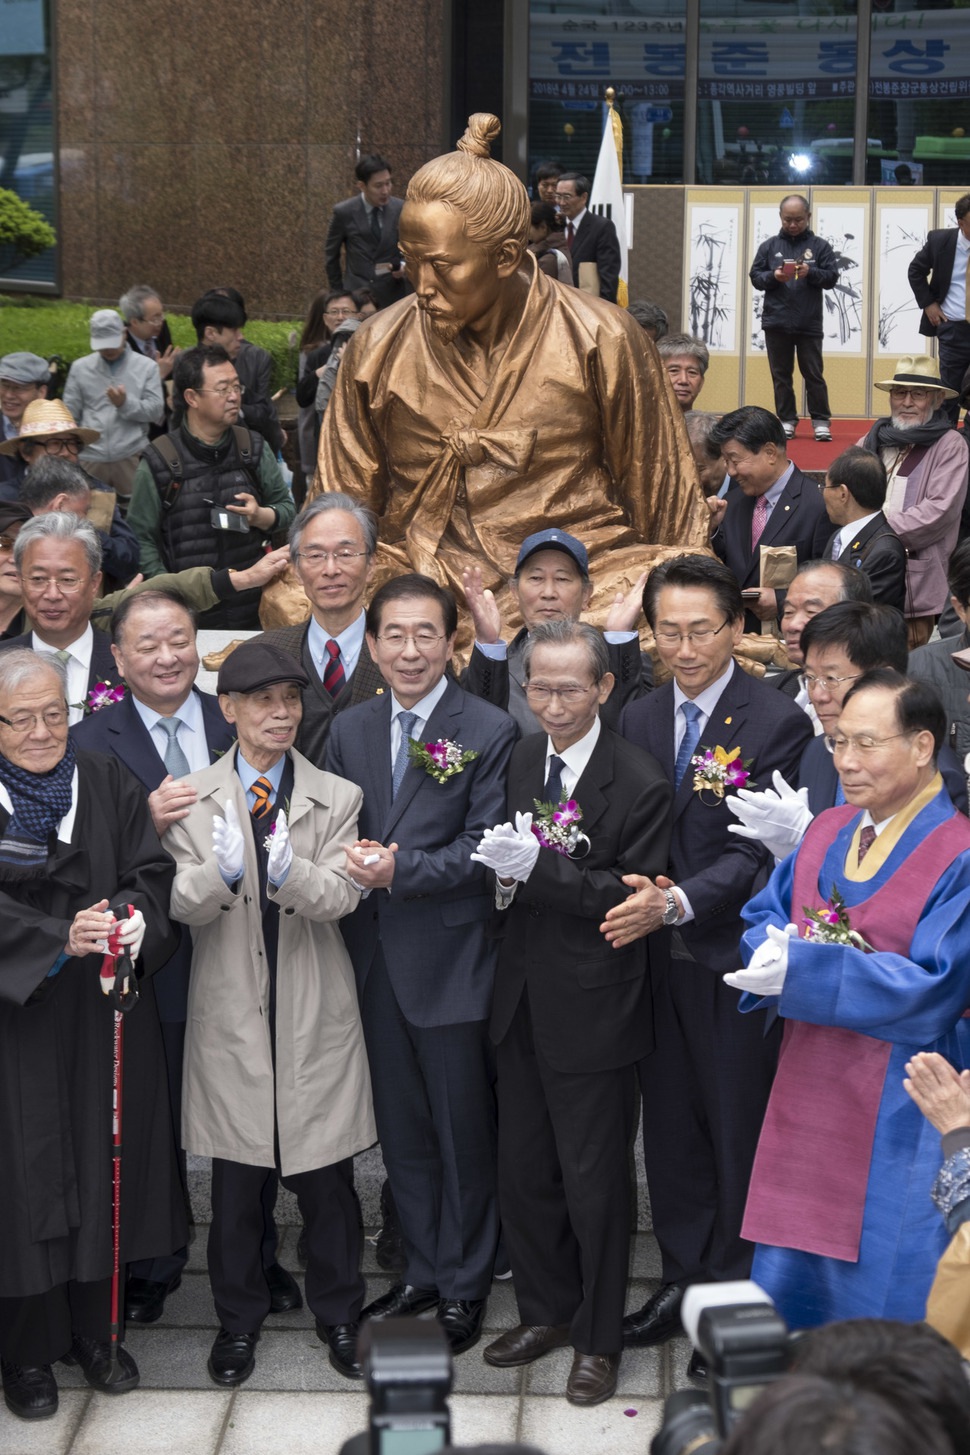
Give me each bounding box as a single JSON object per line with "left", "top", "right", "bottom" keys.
{"left": 661, "top": 889, "right": 681, "bottom": 926}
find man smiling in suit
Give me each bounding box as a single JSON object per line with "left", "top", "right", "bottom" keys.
{"left": 326, "top": 574, "right": 517, "bottom": 1357}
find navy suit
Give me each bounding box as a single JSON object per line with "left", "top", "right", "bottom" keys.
{"left": 825, "top": 512, "right": 907, "bottom": 614}
{"left": 620, "top": 664, "right": 814, "bottom": 1286}
{"left": 326, "top": 679, "right": 517, "bottom": 1298}
{"left": 569, "top": 210, "right": 621, "bottom": 303}
{"left": 798, "top": 733, "right": 968, "bottom": 817}
{"left": 713, "top": 468, "right": 832, "bottom": 632}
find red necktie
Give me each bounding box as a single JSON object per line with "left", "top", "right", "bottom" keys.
{"left": 565, "top": 221, "right": 574, "bottom": 250}
{"left": 857, "top": 825, "right": 877, "bottom": 865}
{"left": 751, "top": 495, "right": 769, "bottom": 552}
{"left": 323, "top": 639, "right": 345, "bottom": 698}
{"left": 251, "top": 776, "right": 273, "bottom": 819}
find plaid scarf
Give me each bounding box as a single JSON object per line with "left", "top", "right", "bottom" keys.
{"left": 0, "top": 738, "right": 76, "bottom": 880}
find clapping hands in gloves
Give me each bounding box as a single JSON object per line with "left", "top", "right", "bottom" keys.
{"left": 267, "top": 809, "right": 293, "bottom": 885}
{"left": 726, "top": 770, "right": 813, "bottom": 862}
{"left": 212, "top": 799, "right": 245, "bottom": 882}
{"left": 471, "top": 812, "right": 540, "bottom": 884}
{"left": 724, "top": 922, "right": 799, "bottom": 996}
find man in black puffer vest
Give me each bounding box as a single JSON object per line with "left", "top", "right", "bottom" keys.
{"left": 127, "top": 345, "right": 295, "bottom": 629}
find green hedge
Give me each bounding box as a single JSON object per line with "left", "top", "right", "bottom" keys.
{"left": 0, "top": 296, "right": 303, "bottom": 392}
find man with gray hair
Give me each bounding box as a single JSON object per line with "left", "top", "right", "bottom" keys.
{"left": 19, "top": 455, "right": 139, "bottom": 588}
{"left": 474, "top": 617, "right": 671, "bottom": 1405}
{"left": 120, "top": 286, "right": 179, "bottom": 438}
{"left": 657, "top": 333, "right": 710, "bottom": 413}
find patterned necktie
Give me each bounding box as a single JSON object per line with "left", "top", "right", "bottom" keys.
{"left": 543, "top": 754, "right": 566, "bottom": 804}
{"left": 158, "top": 717, "right": 190, "bottom": 778}
{"left": 674, "top": 701, "right": 703, "bottom": 789}
{"left": 323, "top": 639, "right": 345, "bottom": 698}
{"left": 251, "top": 775, "right": 274, "bottom": 819}
{"left": 857, "top": 824, "right": 877, "bottom": 865}
{"left": 392, "top": 711, "right": 417, "bottom": 798}
{"left": 751, "top": 495, "right": 769, "bottom": 552}
{"left": 146, "top": 336, "right": 159, "bottom": 361}
{"left": 371, "top": 206, "right": 383, "bottom": 244}
{"left": 47, "top": 649, "right": 71, "bottom": 666}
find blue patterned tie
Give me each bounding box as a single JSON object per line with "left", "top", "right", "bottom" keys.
{"left": 674, "top": 701, "right": 703, "bottom": 788}
{"left": 543, "top": 754, "right": 566, "bottom": 804}
{"left": 392, "top": 711, "right": 418, "bottom": 798}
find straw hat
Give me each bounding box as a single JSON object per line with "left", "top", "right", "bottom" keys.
{"left": 873, "top": 355, "right": 958, "bottom": 400}
{"left": 0, "top": 398, "right": 100, "bottom": 456}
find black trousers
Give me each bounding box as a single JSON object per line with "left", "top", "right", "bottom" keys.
{"left": 360, "top": 949, "right": 498, "bottom": 1301}
{"left": 764, "top": 329, "right": 830, "bottom": 423}
{"left": 0, "top": 1278, "right": 112, "bottom": 1366}
{"left": 208, "top": 1158, "right": 362, "bottom": 1334}
{"left": 638, "top": 958, "right": 780, "bottom": 1287}
{"left": 936, "top": 320, "right": 970, "bottom": 424}
{"left": 496, "top": 992, "right": 637, "bottom": 1355}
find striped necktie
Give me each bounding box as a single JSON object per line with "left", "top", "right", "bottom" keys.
{"left": 251, "top": 776, "right": 273, "bottom": 818}
{"left": 323, "top": 639, "right": 345, "bottom": 697}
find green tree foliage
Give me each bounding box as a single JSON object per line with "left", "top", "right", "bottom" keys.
{"left": 0, "top": 188, "right": 57, "bottom": 268}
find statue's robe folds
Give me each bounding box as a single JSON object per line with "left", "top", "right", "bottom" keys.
{"left": 315, "top": 258, "right": 706, "bottom": 639}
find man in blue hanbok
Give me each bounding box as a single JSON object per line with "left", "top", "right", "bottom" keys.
{"left": 728, "top": 668, "right": 970, "bottom": 1329}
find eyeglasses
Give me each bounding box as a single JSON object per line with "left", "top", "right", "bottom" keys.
{"left": 0, "top": 706, "right": 69, "bottom": 733}
{"left": 325, "top": 308, "right": 359, "bottom": 320}
{"left": 654, "top": 619, "right": 732, "bottom": 647}
{"left": 0, "top": 379, "right": 43, "bottom": 395}
{"left": 293, "top": 549, "right": 369, "bottom": 567}
{"left": 553, "top": 192, "right": 579, "bottom": 203}
{"left": 889, "top": 387, "right": 935, "bottom": 403}
{"left": 24, "top": 573, "right": 87, "bottom": 594}
{"left": 804, "top": 671, "right": 863, "bottom": 693}
{"left": 196, "top": 383, "right": 245, "bottom": 399}
{"left": 376, "top": 630, "right": 445, "bottom": 650}
{"left": 828, "top": 731, "right": 915, "bottom": 754}
{"left": 27, "top": 436, "right": 82, "bottom": 456}
{"left": 525, "top": 683, "right": 597, "bottom": 704}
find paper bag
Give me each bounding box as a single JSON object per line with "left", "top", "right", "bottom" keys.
{"left": 87, "top": 489, "right": 117, "bottom": 534}
{"left": 758, "top": 544, "right": 799, "bottom": 636}
{"left": 577, "top": 261, "right": 600, "bottom": 296}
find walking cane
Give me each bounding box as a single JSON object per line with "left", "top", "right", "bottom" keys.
{"left": 99, "top": 902, "right": 140, "bottom": 1385}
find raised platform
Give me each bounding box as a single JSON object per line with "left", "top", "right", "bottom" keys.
{"left": 786, "top": 417, "right": 874, "bottom": 479}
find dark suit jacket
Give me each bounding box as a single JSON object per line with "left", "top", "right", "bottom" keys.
{"left": 908, "top": 228, "right": 960, "bottom": 337}
{"left": 713, "top": 467, "right": 832, "bottom": 632}
{"left": 257, "top": 619, "right": 385, "bottom": 767}
{"left": 490, "top": 726, "right": 672, "bottom": 1073}
{"left": 325, "top": 194, "right": 410, "bottom": 309}
{"left": 569, "top": 210, "right": 621, "bottom": 304}
{"left": 126, "top": 322, "right": 174, "bottom": 441}
{"left": 69, "top": 687, "right": 235, "bottom": 1019}
{"left": 620, "top": 664, "right": 814, "bottom": 972}
{"left": 798, "top": 732, "right": 968, "bottom": 817}
{"left": 325, "top": 678, "right": 517, "bottom": 1027}
{"left": 0, "top": 628, "right": 122, "bottom": 699}
{"left": 826, "top": 512, "right": 908, "bottom": 613}
{"left": 234, "top": 339, "right": 283, "bottom": 454}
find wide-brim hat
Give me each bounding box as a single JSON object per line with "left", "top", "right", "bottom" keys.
{"left": 0, "top": 398, "right": 100, "bottom": 455}
{"left": 873, "top": 355, "right": 958, "bottom": 400}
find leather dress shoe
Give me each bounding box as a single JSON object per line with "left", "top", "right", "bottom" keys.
{"left": 361, "top": 1282, "right": 439, "bottom": 1321}
{"left": 1, "top": 1359, "right": 57, "bottom": 1420}
{"left": 265, "top": 1261, "right": 303, "bottom": 1313}
{"left": 316, "top": 1321, "right": 363, "bottom": 1379}
{"left": 483, "top": 1324, "right": 571, "bottom": 1367}
{"left": 67, "top": 1334, "right": 139, "bottom": 1393}
{"left": 622, "top": 1283, "right": 684, "bottom": 1348}
{"left": 688, "top": 1347, "right": 709, "bottom": 1380}
{"left": 566, "top": 1351, "right": 620, "bottom": 1406}
{"left": 207, "top": 1328, "right": 259, "bottom": 1387}
{"left": 436, "top": 1298, "right": 486, "bottom": 1356}
{"left": 125, "top": 1273, "right": 181, "bottom": 1324}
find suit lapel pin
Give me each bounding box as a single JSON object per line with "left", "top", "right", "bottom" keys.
{"left": 724, "top": 716, "right": 733, "bottom": 725}
{"left": 784, "top": 505, "right": 790, "bottom": 511}
{"left": 376, "top": 687, "right": 384, "bottom": 694}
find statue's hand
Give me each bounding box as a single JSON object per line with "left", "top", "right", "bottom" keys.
{"left": 462, "top": 566, "right": 503, "bottom": 644}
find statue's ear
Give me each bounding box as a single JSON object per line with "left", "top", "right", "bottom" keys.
{"left": 494, "top": 237, "right": 525, "bottom": 278}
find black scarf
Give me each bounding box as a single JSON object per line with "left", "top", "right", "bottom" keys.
{"left": 0, "top": 737, "right": 77, "bottom": 881}
{"left": 861, "top": 414, "right": 958, "bottom": 453}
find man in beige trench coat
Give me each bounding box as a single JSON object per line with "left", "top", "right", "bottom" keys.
{"left": 164, "top": 640, "right": 376, "bottom": 1388}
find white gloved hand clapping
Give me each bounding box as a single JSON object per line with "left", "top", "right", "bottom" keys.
{"left": 212, "top": 799, "right": 245, "bottom": 881}
{"left": 724, "top": 922, "right": 799, "bottom": 996}
{"left": 471, "top": 811, "right": 540, "bottom": 883}
{"left": 726, "top": 770, "right": 813, "bottom": 862}
{"left": 266, "top": 808, "right": 293, "bottom": 885}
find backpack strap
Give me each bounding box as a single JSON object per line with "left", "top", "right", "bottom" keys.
{"left": 146, "top": 435, "right": 184, "bottom": 513}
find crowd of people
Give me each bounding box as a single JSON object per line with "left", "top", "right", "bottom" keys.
{"left": 3, "top": 120, "right": 970, "bottom": 1440}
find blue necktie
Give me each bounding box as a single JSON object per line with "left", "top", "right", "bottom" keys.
{"left": 543, "top": 754, "right": 566, "bottom": 803}
{"left": 674, "top": 701, "right": 703, "bottom": 788}
{"left": 392, "top": 711, "right": 418, "bottom": 797}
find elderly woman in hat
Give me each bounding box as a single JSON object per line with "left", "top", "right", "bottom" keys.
{"left": 0, "top": 649, "right": 184, "bottom": 1420}
{"left": 858, "top": 356, "right": 969, "bottom": 648}
{"left": 163, "top": 639, "right": 375, "bottom": 1390}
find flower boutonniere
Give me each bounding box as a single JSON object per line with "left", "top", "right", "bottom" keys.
{"left": 407, "top": 736, "right": 479, "bottom": 784}
{"left": 77, "top": 681, "right": 126, "bottom": 715}
{"left": 691, "top": 744, "right": 753, "bottom": 802}
{"left": 531, "top": 796, "right": 591, "bottom": 858}
{"left": 802, "top": 889, "right": 873, "bottom": 950}
{"left": 262, "top": 797, "right": 291, "bottom": 852}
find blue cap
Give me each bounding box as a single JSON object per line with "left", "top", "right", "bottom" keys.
{"left": 515, "top": 529, "right": 588, "bottom": 577}
{"left": 0, "top": 352, "right": 50, "bottom": 385}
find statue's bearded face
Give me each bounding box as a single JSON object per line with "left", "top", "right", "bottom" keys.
{"left": 399, "top": 201, "right": 505, "bottom": 343}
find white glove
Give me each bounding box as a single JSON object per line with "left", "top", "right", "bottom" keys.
{"left": 267, "top": 808, "right": 293, "bottom": 884}
{"left": 212, "top": 799, "right": 245, "bottom": 881}
{"left": 724, "top": 922, "right": 799, "bottom": 996}
{"left": 113, "top": 907, "right": 146, "bottom": 963}
{"left": 471, "top": 811, "right": 540, "bottom": 883}
{"left": 726, "top": 770, "right": 813, "bottom": 862}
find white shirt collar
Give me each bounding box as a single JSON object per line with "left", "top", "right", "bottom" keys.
{"left": 544, "top": 714, "right": 601, "bottom": 796}
{"left": 0, "top": 766, "right": 79, "bottom": 843}
{"left": 837, "top": 511, "right": 881, "bottom": 556}
{"left": 672, "top": 659, "right": 736, "bottom": 723}
{"left": 307, "top": 609, "right": 366, "bottom": 680}
{"left": 31, "top": 622, "right": 94, "bottom": 666}
{"left": 568, "top": 206, "right": 587, "bottom": 231}
{"left": 132, "top": 687, "right": 204, "bottom": 736}
{"left": 390, "top": 675, "right": 449, "bottom": 729}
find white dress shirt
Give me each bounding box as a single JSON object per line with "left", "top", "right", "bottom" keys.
{"left": 389, "top": 676, "right": 450, "bottom": 769}
{"left": 132, "top": 689, "right": 210, "bottom": 774}
{"left": 307, "top": 610, "right": 366, "bottom": 685}
{"left": 542, "top": 714, "right": 601, "bottom": 799}
{"left": 34, "top": 625, "right": 94, "bottom": 726}
{"left": 941, "top": 228, "right": 970, "bottom": 320}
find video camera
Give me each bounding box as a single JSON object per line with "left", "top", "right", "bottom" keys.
{"left": 651, "top": 1282, "right": 792, "bottom": 1455}
{"left": 339, "top": 1319, "right": 453, "bottom": 1455}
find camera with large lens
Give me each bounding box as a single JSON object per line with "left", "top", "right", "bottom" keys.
{"left": 339, "top": 1319, "right": 453, "bottom": 1455}
{"left": 651, "top": 1281, "right": 792, "bottom": 1455}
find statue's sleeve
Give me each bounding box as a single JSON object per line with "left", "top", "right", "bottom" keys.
{"left": 315, "top": 334, "right": 390, "bottom": 516}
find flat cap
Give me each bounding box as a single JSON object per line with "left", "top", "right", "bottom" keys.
{"left": 217, "top": 639, "right": 310, "bottom": 694}
{"left": 0, "top": 352, "right": 50, "bottom": 385}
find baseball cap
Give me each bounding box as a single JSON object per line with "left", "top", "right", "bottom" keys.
{"left": 515, "top": 529, "right": 589, "bottom": 577}
{"left": 90, "top": 309, "right": 127, "bottom": 350}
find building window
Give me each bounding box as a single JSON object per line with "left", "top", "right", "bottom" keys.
{"left": 0, "top": 0, "right": 56, "bottom": 288}
{"left": 867, "top": 0, "right": 970, "bottom": 187}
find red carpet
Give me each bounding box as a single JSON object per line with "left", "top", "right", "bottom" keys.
{"left": 787, "top": 418, "right": 874, "bottom": 478}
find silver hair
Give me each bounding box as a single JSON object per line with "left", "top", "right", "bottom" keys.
{"left": 0, "top": 646, "right": 67, "bottom": 700}
{"left": 19, "top": 457, "right": 91, "bottom": 510}
{"left": 289, "top": 492, "right": 378, "bottom": 557}
{"left": 685, "top": 410, "right": 721, "bottom": 457}
{"left": 118, "top": 284, "right": 161, "bottom": 323}
{"left": 657, "top": 332, "right": 710, "bottom": 375}
{"left": 12, "top": 511, "right": 102, "bottom": 576}
{"left": 522, "top": 617, "right": 610, "bottom": 682}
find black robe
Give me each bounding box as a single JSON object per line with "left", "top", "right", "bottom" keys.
{"left": 0, "top": 749, "right": 186, "bottom": 1298}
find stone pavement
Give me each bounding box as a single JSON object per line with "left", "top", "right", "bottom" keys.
{"left": 0, "top": 1225, "right": 698, "bottom": 1455}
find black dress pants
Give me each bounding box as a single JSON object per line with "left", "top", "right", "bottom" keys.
{"left": 764, "top": 329, "right": 831, "bottom": 422}
{"left": 0, "top": 1278, "right": 113, "bottom": 1365}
